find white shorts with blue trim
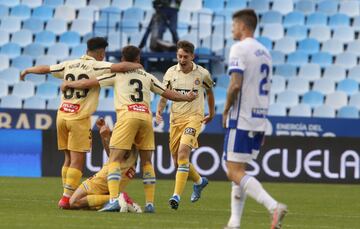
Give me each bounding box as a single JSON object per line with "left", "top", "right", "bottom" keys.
{"left": 223, "top": 128, "right": 264, "bottom": 163}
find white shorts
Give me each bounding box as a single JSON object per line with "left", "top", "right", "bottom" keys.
{"left": 223, "top": 128, "right": 264, "bottom": 163}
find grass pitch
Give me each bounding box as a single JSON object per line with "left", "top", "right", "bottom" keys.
{"left": 0, "top": 177, "right": 359, "bottom": 229}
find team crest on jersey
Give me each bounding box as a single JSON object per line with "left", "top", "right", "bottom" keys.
{"left": 60, "top": 102, "right": 80, "bottom": 113}
{"left": 184, "top": 127, "right": 196, "bottom": 136}
{"left": 194, "top": 78, "right": 200, "bottom": 85}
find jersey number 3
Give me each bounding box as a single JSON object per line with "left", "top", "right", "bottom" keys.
{"left": 259, "top": 64, "right": 270, "bottom": 96}
{"left": 130, "top": 79, "right": 144, "bottom": 102}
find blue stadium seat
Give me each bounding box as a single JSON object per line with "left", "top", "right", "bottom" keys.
{"left": 134, "top": 0, "right": 153, "bottom": 10}
{"left": 329, "top": 13, "right": 350, "bottom": 28}
{"left": 287, "top": 51, "right": 308, "bottom": 66}
{"left": 225, "top": 0, "right": 246, "bottom": 11}
{"left": 99, "top": 88, "right": 106, "bottom": 99}
{"left": 347, "top": 41, "right": 360, "bottom": 54}
{"left": 89, "top": 0, "right": 111, "bottom": 9}
{"left": 0, "top": 95, "right": 22, "bottom": 108}
{"left": 286, "top": 25, "right": 307, "bottom": 41}
{"left": 261, "top": 11, "right": 282, "bottom": 24}
{"left": 271, "top": 50, "right": 285, "bottom": 65}
{"left": 108, "top": 32, "right": 129, "bottom": 52}
{"left": 321, "top": 39, "right": 344, "bottom": 55}
{"left": 111, "top": 0, "right": 133, "bottom": 10}
{"left": 97, "top": 98, "right": 114, "bottom": 111}
{"left": 313, "top": 79, "right": 335, "bottom": 95}
{"left": 180, "top": 0, "right": 202, "bottom": 11}
{"left": 26, "top": 73, "right": 46, "bottom": 86}
{"left": 120, "top": 20, "right": 140, "bottom": 34}
{"left": 335, "top": 52, "right": 358, "bottom": 69}
{"left": 0, "top": 55, "right": 9, "bottom": 70}
{"left": 107, "top": 87, "right": 114, "bottom": 98}
{"left": 0, "top": 43, "right": 21, "bottom": 58}
{"left": 337, "top": 79, "right": 359, "bottom": 96}
{"left": 23, "top": 18, "right": 44, "bottom": 33}
{"left": 197, "top": 22, "right": 213, "bottom": 39}
{"left": 47, "top": 75, "right": 62, "bottom": 86}
{"left": 283, "top": 11, "right": 305, "bottom": 28}
{"left": 298, "top": 38, "right": 320, "bottom": 55}
{"left": 323, "top": 65, "right": 346, "bottom": 83}
{"left": 0, "top": 0, "right": 19, "bottom": 7}
{"left": 213, "top": 87, "right": 227, "bottom": 104}
{"left": 21, "top": 0, "right": 42, "bottom": 8}
{"left": 302, "top": 90, "right": 324, "bottom": 108}
{"left": 0, "top": 67, "right": 20, "bottom": 85}
{"left": 32, "top": 5, "right": 54, "bottom": 21}
{"left": 289, "top": 104, "right": 312, "bottom": 117}
{"left": 36, "top": 83, "right": 59, "bottom": 99}
{"left": 43, "top": 0, "right": 64, "bottom": 8}
{"left": 70, "top": 19, "right": 93, "bottom": 36}
{"left": 261, "top": 24, "right": 284, "bottom": 40}
{"left": 203, "top": 0, "right": 224, "bottom": 11}
{"left": 78, "top": 6, "right": 98, "bottom": 21}
{"left": 47, "top": 43, "right": 70, "bottom": 60}
{"left": 150, "top": 96, "right": 160, "bottom": 113}
{"left": 54, "top": 5, "right": 76, "bottom": 22}
{"left": 313, "top": 105, "right": 335, "bottom": 118}
{"left": 35, "top": 31, "right": 56, "bottom": 47}
{"left": 45, "top": 18, "right": 67, "bottom": 35}
{"left": 295, "top": 0, "right": 315, "bottom": 15}
{"left": 311, "top": 52, "right": 333, "bottom": 67}
{"left": 35, "top": 55, "right": 58, "bottom": 66}
{"left": 59, "top": 31, "right": 81, "bottom": 48}
{"left": 268, "top": 103, "right": 287, "bottom": 116}
{"left": 0, "top": 80, "right": 8, "bottom": 98}
{"left": 11, "top": 55, "right": 34, "bottom": 70}
{"left": 195, "top": 47, "right": 212, "bottom": 55}
{"left": 65, "top": 0, "right": 86, "bottom": 9}
{"left": 215, "top": 74, "right": 230, "bottom": 88}
{"left": 271, "top": 75, "right": 286, "bottom": 94}
{"left": 272, "top": 0, "right": 294, "bottom": 15}
{"left": 257, "top": 36, "right": 273, "bottom": 50}
{"left": 0, "top": 4, "right": 9, "bottom": 17}
{"left": 0, "top": 17, "right": 21, "bottom": 32}
{"left": 192, "top": 8, "right": 213, "bottom": 25}
{"left": 100, "top": 6, "right": 122, "bottom": 26}
{"left": 309, "top": 26, "right": 331, "bottom": 42}
{"left": 12, "top": 81, "right": 35, "bottom": 99}
{"left": 123, "top": 7, "right": 144, "bottom": 22}
{"left": 325, "top": 91, "right": 348, "bottom": 109}
{"left": 275, "top": 64, "right": 297, "bottom": 78}
{"left": 46, "top": 97, "right": 61, "bottom": 110}
{"left": 23, "top": 97, "right": 46, "bottom": 110}
{"left": 339, "top": 0, "right": 359, "bottom": 17}
{"left": 11, "top": 29, "right": 33, "bottom": 47}
{"left": 337, "top": 106, "right": 359, "bottom": 119}
{"left": 298, "top": 64, "right": 321, "bottom": 81}
{"left": 306, "top": 12, "right": 328, "bottom": 28}
{"left": 23, "top": 44, "right": 45, "bottom": 58}
{"left": 349, "top": 93, "right": 360, "bottom": 109}
{"left": 70, "top": 44, "right": 86, "bottom": 58}
{"left": 352, "top": 16, "right": 360, "bottom": 32}
{"left": 332, "top": 27, "right": 354, "bottom": 43}
{"left": 348, "top": 66, "right": 360, "bottom": 83}
{"left": 277, "top": 90, "right": 299, "bottom": 107}
{"left": 317, "top": 0, "right": 338, "bottom": 15}
{"left": 10, "top": 4, "right": 31, "bottom": 19}
{"left": 287, "top": 77, "right": 309, "bottom": 94}
{"left": 249, "top": 0, "right": 269, "bottom": 14}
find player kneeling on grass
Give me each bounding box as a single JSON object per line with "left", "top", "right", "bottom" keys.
{"left": 69, "top": 118, "right": 141, "bottom": 213}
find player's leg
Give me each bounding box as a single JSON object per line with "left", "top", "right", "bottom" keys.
{"left": 69, "top": 183, "right": 89, "bottom": 209}
{"left": 63, "top": 151, "right": 85, "bottom": 197}
{"left": 61, "top": 150, "right": 70, "bottom": 187}
{"left": 139, "top": 150, "right": 156, "bottom": 213}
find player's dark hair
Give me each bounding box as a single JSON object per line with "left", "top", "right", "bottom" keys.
{"left": 232, "top": 9, "right": 258, "bottom": 32}
{"left": 177, "top": 40, "right": 195, "bottom": 54}
{"left": 87, "top": 37, "right": 108, "bottom": 51}
{"left": 122, "top": 45, "right": 141, "bottom": 62}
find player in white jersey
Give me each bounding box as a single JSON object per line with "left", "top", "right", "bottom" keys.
{"left": 222, "top": 9, "right": 287, "bottom": 229}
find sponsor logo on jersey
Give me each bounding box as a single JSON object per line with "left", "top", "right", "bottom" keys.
{"left": 128, "top": 104, "right": 149, "bottom": 113}
{"left": 184, "top": 127, "right": 196, "bottom": 136}
{"left": 60, "top": 102, "right": 80, "bottom": 113}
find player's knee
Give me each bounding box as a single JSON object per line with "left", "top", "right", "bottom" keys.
{"left": 226, "top": 170, "right": 237, "bottom": 183}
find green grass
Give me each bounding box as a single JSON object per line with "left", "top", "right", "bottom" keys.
{"left": 0, "top": 177, "right": 359, "bottom": 229}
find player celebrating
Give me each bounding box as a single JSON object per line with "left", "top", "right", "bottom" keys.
{"left": 156, "top": 40, "right": 215, "bottom": 210}
{"left": 20, "top": 37, "right": 142, "bottom": 209}
{"left": 61, "top": 45, "right": 197, "bottom": 213}
{"left": 222, "top": 9, "right": 287, "bottom": 229}
{"left": 69, "top": 118, "right": 141, "bottom": 212}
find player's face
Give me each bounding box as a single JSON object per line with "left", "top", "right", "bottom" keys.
{"left": 177, "top": 48, "right": 194, "bottom": 72}
{"left": 232, "top": 19, "right": 243, "bottom": 40}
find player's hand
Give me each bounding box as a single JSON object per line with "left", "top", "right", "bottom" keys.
{"left": 60, "top": 81, "right": 69, "bottom": 92}
{"left": 96, "top": 118, "right": 105, "bottom": 128}
{"left": 99, "top": 125, "right": 111, "bottom": 138}
{"left": 155, "top": 111, "right": 163, "bottom": 124}
{"left": 222, "top": 110, "right": 228, "bottom": 128}
{"left": 186, "top": 90, "right": 197, "bottom": 102}
{"left": 20, "top": 70, "right": 27, "bottom": 81}
{"left": 202, "top": 113, "right": 214, "bottom": 124}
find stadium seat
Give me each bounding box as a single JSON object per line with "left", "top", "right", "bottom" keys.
{"left": 323, "top": 65, "right": 346, "bottom": 83}
{"left": 202, "top": 35, "right": 225, "bottom": 53}
{"left": 78, "top": 6, "right": 99, "bottom": 21}
{"left": 298, "top": 38, "right": 320, "bottom": 55}
{"left": 43, "top": 0, "right": 64, "bottom": 8}
{"left": 287, "top": 77, "right": 309, "bottom": 95}
{"left": 45, "top": 18, "right": 67, "bottom": 35}
{"left": 215, "top": 74, "right": 230, "bottom": 88}
{"left": 337, "top": 106, "right": 359, "bottom": 118}
{"left": 337, "top": 79, "right": 359, "bottom": 96}
{"left": 213, "top": 87, "right": 227, "bottom": 104}
{"left": 257, "top": 36, "right": 273, "bottom": 50}
{"left": 313, "top": 105, "right": 335, "bottom": 118}
{"left": 180, "top": 0, "right": 202, "bottom": 11}
{"left": 32, "top": 5, "right": 54, "bottom": 21}
{"left": 262, "top": 24, "right": 284, "bottom": 40}
{"left": 35, "top": 31, "right": 56, "bottom": 47}
{"left": 298, "top": 64, "right": 321, "bottom": 81}
{"left": 0, "top": 0, "right": 19, "bottom": 7}
{"left": 325, "top": 91, "right": 348, "bottom": 109}
{"left": 311, "top": 52, "right": 333, "bottom": 67}
{"left": 272, "top": 0, "right": 294, "bottom": 15}
{"left": 11, "top": 55, "right": 33, "bottom": 70}
{"left": 23, "top": 97, "right": 46, "bottom": 110}
{"left": 339, "top": 0, "right": 359, "bottom": 17}
{"left": 123, "top": 7, "right": 144, "bottom": 22}
{"left": 12, "top": 81, "right": 35, "bottom": 99}
{"left": 277, "top": 90, "right": 299, "bottom": 107}
{"left": 0, "top": 55, "right": 9, "bottom": 70}
{"left": 181, "top": 33, "right": 198, "bottom": 46}
{"left": 89, "top": 0, "right": 111, "bottom": 9}
{"left": 0, "top": 5, "right": 8, "bottom": 17}
{"left": 289, "top": 104, "right": 311, "bottom": 117}
{"left": 332, "top": 27, "right": 354, "bottom": 43}
{"left": 0, "top": 95, "right": 22, "bottom": 108}
{"left": 97, "top": 98, "right": 114, "bottom": 111}
{"left": 261, "top": 11, "right": 282, "bottom": 25}
{"left": 274, "top": 37, "right": 296, "bottom": 54}
{"left": 335, "top": 52, "right": 358, "bottom": 69}
{"left": 287, "top": 51, "right": 308, "bottom": 66}
{"left": 321, "top": 39, "right": 344, "bottom": 55}
{"left": 203, "top": 0, "right": 224, "bottom": 11}
{"left": 11, "top": 29, "right": 33, "bottom": 47}
{"left": 59, "top": 31, "right": 81, "bottom": 48}
{"left": 47, "top": 43, "right": 70, "bottom": 60}
{"left": 26, "top": 74, "right": 46, "bottom": 86}
{"left": 352, "top": 16, "right": 360, "bottom": 32}
{"left": 54, "top": 5, "right": 76, "bottom": 22}
{"left": 10, "top": 4, "right": 31, "bottom": 19}
{"left": 23, "top": 18, "right": 44, "bottom": 33}
{"left": 0, "top": 80, "right": 8, "bottom": 98}
{"left": 349, "top": 93, "right": 360, "bottom": 109}
{"left": 0, "top": 31, "right": 9, "bottom": 46}
{"left": 36, "top": 83, "right": 59, "bottom": 99}
{"left": 70, "top": 19, "right": 93, "bottom": 36}
{"left": 309, "top": 26, "right": 330, "bottom": 42}
{"left": 268, "top": 103, "right": 287, "bottom": 116}
{"left": 275, "top": 64, "right": 297, "bottom": 78}
{"left": 21, "top": 0, "right": 42, "bottom": 8}
{"left": 46, "top": 97, "right": 61, "bottom": 110}
{"left": 271, "top": 75, "right": 286, "bottom": 94}
{"left": 99, "top": 6, "right": 122, "bottom": 26}
{"left": 0, "top": 43, "right": 21, "bottom": 58}
{"left": 302, "top": 90, "right": 324, "bottom": 108}
{"left": 329, "top": 13, "right": 350, "bottom": 28}
{"left": 249, "top": 0, "right": 269, "bottom": 14}
{"left": 270, "top": 50, "right": 285, "bottom": 65}
{"left": 347, "top": 41, "right": 360, "bottom": 54}
{"left": 35, "top": 55, "right": 58, "bottom": 66}
{"left": 306, "top": 12, "right": 328, "bottom": 28}
{"left": 107, "top": 87, "right": 114, "bottom": 98}
{"left": 47, "top": 75, "right": 62, "bottom": 86}
{"left": 196, "top": 22, "right": 213, "bottom": 39}
{"left": 225, "top": 0, "right": 246, "bottom": 11}
{"left": 348, "top": 66, "right": 360, "bottom": 83}
{"left": 108, "top": 32, "right": 129, "bottom": 51}
{"left": 65, "top": 0, "right": 86, "bottom": 9}
{"left": 317, "top": 0, "right": 338, "bottom": 15}
{"left": 286, "top": 25, "right": 308, "bottom": 41}
{"left": 295, "top": 0, "right": 315, "bottom": 15}
{"left": 70, "top": 44, "right": 87, "bottom": 58}
{"left": 111, "top": 0, "right": 133, "bottom": 10}
{"left": 23, "top": 44, "right": 45, "bottom": 58}
{"left": 0, "top": 68, "right": 20, "bottom": 85}
{"left": 283, "top": 11, "right": 305, "bottom": 28}
{"left": 134, "top": 0, "right": 153, "bottom": 10}
{"left": 120, "top": 20, "right": 140, "bottom": 35}
{"left": 313, "top": 78, "right": 335, "bottom": 94}
{"left": 0, "top": 17, "right": 21, "bottom": 32}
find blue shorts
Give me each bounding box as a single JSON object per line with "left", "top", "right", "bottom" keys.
{"left": 223, "top": 128, "right": 264, "bottom": 163}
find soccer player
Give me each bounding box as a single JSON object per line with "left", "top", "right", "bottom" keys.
{"left": 69, "top": 118, "right": 141, "bottom": 212}
{"left": 20, "top": 37, "right": 142, "bottom": 209}
{"left": 156, "top": 40, "right": 215, "bottom": 210}
{"left": 222, "top": 9, "right": 287, "bottom": 229}
{"left": 61, "top": 45, "right": 197, "bottom": 213}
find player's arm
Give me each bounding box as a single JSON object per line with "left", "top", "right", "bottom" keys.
{"left": 61, "top": 78, "right": 100, "bottom": 92}
{"left": 222, "top": 72, "right": 243, "bottom": 128}
{"left": 20, "top": 65, "right": 50, "bottom": 81}
{"left": 110, "top": 62, "right": 143, "bottom": 73}
{"left": 96, "top": 118, "right": 111, "bottom": 157}
{"left": 156, "top": 96, "right": 167, "bottom": 124}
{"left": 203, "top": 88, "right": 215, "bottom": 124}
{"left": 161, "top": 89, "right": 196, "bottom": 102}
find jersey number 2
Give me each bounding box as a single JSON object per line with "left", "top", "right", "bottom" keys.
{"left": 259, "top": 64, "right": 270, "bottom": 96}
{"left": 130, "top": 79, "right": 143, "bottom": 102}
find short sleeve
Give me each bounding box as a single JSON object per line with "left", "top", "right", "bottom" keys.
{"left": 202, "top": 70, "right": 214, "bottom": 90}
{"left": 50, "top": 62, "right": 66, "bottom": 79}
{"left": 227, "top": 45, "right": 246, "bottom": 76}
{"left": 150, "top": 74, "right": 166, "bottom": 95}
{"left": 93, "top": 61, "right": 112, "bottom": 75}
{"left": 162, "top": 69, "right": 172, "bottom": 89}
{"left": 97, "top": 73, "right": 116, "bottom": 87}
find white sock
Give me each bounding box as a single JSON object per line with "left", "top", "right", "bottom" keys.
{"left": 227, "top": 182, "right": 247, "bottom": 227}
{"left": 195, "top": 177, "right": 203, "bottom": 185}
{"left": 241, "top": 175, "right": 277, "bottom": 212}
